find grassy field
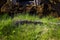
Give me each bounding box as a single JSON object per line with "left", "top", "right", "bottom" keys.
{"left": 0, "top": 14, "right": 60, "bottom": 40}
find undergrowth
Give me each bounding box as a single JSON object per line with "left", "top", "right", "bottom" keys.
{"left": 0, "top": 13, "right": 60, "bottom": 40}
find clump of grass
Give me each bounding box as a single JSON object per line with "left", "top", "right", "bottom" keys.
{"left": 0, "top": 13, "right": 60, "bottom": 40}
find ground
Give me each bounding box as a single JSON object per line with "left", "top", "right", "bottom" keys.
{"left": 0, "top": 13, "right": 60, "bottom": 40}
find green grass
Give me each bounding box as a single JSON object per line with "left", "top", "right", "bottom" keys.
{"left": 0, "top": 14, "right": 60, "bottom": 40}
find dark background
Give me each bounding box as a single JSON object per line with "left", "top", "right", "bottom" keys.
{"left": 20, "top": 0, "right": 34, "bottom": 1}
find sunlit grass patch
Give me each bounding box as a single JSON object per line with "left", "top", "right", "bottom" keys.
{"left": 0, "top": 13, "right": 60, "bottom": 40}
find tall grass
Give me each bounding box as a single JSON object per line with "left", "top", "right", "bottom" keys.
{"left": 0, "top": 14, "right": 60, "bottom": 40}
